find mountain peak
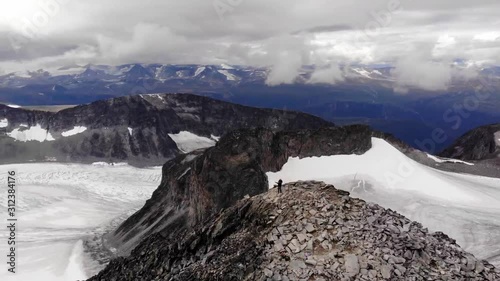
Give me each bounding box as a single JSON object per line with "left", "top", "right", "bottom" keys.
{"left": 440, "top": 123, "right": 500, "bottom": 162}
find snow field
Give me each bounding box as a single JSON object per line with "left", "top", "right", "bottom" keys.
{"left": 267, "top": 138, "right": 500, "bottom": 265}
{"left": 0, "top": 163, "right": 161, "bottom": 280}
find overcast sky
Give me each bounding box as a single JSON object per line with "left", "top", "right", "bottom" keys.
{"left": 0, "top": 0, "right": 499, "bottom": 88}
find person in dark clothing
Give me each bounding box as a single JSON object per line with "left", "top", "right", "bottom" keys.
{"left": 276, "top": 179, "right": 283, "bottom": 193}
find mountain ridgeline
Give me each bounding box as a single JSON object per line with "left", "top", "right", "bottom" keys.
{"left": 90, "top": 124, "right": 500, "bottom": 280}
{"left": 440, "top": 123, "right": 500, "bottom": 165}
{"left": 0, "top": 93, "right": 332, "bottom": 165}
{"left": 105, "top": 125, "right": 377, "bottom": 256}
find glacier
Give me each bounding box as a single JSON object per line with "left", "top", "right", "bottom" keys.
{"left": 0, "top": 163, "right": 161, "bottom": 281}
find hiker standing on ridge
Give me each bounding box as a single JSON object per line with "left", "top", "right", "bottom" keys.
{"left": 276, "top": 179, "right": 283, "bottom": 193}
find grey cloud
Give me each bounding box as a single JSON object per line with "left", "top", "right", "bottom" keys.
{"left": 0, "top": 0, "right": 498, "bottom": 88}
{"left": 308, "top": 64, "right": 345, "bottom": 84}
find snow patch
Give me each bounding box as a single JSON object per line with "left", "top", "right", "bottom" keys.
{"left": 195, "top": 67, "right": 206, "bottom": 76}
{"left": 182, "top": 154, "right": 198, "bottom": 164}
{"left": 128, "top": 127, "right": 133, "bottom": 135}
{"left": 177, "top": 167, "right": 191, "bottom": 180}
{"left": 220, "top": 63, "right": 234, "bottom": 70}
{"left": 142, "top": 93, "right": 165, "bottom": 102}
{"left": 427, "top": 154, "right": 474, "bottom": 166}
{"left": 7, "top": 124, "right": 55, "bottom": 142}
{"left": 151, "top": 94, "right": 165, "bottom": 101}
{"left": 61, "top": 126, "right": 87, "bottom": 137}
{"left": 0, "top": 118, "right": 7, "bottom": 128}
{"left": 218, "top": 70, "right": 237, "bottom": 81}
{"left": 168, "top": 131, "right": 216, "bottom": 153}
{"left": 92, "top": 162, "right": 128, "bottom": 166}
{"left": 353, "top": 68, "right": 372, "bottom": 79}
{"left": 211, "top": 134, "right": 220, "bottom": 141}
{"left": 495, "top": 131, "right": 500, "bottom": 146}
{"left": 7, "top": 104, "right": 21, "bottom": 108}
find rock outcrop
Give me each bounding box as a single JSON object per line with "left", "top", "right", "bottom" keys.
{"left": 440, "top": 124, "right": 500, "bottom": 163}
{"left": 0, "top": 93, "right": 332, "bottom": 165}
{"left": 89, "top": 181, "right": 500, "bottom": 281}
{"left": 106, "top": 125, "right": 373, "bottom": 255}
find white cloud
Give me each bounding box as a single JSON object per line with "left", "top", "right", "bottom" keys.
{"left": 473, "top": 32, "right": 500, "bottom": 42}
{"left": 308, "top": 64, "right": 345, "bottom": 84}
{"left": 433, "top": 34, "right": 457, "bottom": 57}
{"left": 265, "top": 53, "right": 303, "bottom": 86}
{"left": 264, "top": 35, "right": 310, "bottom": 86}
{"left": 392, "top": 55, "right": 453, "bottom": 92}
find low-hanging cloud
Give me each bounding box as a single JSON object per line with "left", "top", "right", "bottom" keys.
{"left": 308, "top": 64, "right": 345, "bottom": 84}
{"left": 392, "top": 57, "right": 453, "bottom": 92}
{"left": 264, "top": 35, "right": 310, "bottom": 86}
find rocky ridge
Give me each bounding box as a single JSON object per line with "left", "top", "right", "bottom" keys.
{"left": 0, "top": 93, "right": 332, "bottom": 165}
{"left": 106, "top": 125, "right": 372, "bottom": 256}
{"left": 89, "top": 181, "right": 500, "bottom": 281}
{"left": 440, "top": 124, "right": 500, "bottom": 163}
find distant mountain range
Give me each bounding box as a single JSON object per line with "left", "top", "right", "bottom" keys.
{"left": 1, "top": 63, "right": 500, "bottom": 153}
{"left": 5, "top": 63, "right": 498, "bottom": 106}
{"left": 0, "top": 63, "right": 394, "bottom": 95}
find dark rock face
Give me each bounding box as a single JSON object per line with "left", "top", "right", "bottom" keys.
{"left": 0, "top": 93, "right": 332, "bottom": 165}
{"left": 440, "top": 124, "right": 500, "bottom": 162}
{"left": 89, "top": 181, "right": 500, "bottom": 281}
{"left": 107, "top": 125, "right": 372, "bottom": 256}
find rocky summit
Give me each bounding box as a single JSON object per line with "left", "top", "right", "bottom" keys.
{"left": 88, "top": 181, "right": 500, "bottom": 281}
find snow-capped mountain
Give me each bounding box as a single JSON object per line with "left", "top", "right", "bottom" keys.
{"left": 1, "top": 63, "right": 498, "bottom": 93}
{"left": 0, "top": 93, "right": 332, "bottom": 165}
{"left": 3, "top": 62, "right": 497, "bottom": 109}
{"left": 6, "top": 63, "right": 498, "bottom": 105}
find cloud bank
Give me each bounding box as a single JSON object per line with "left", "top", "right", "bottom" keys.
{"left": 0, "top": 0, "right": 498, "bottom": 90}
